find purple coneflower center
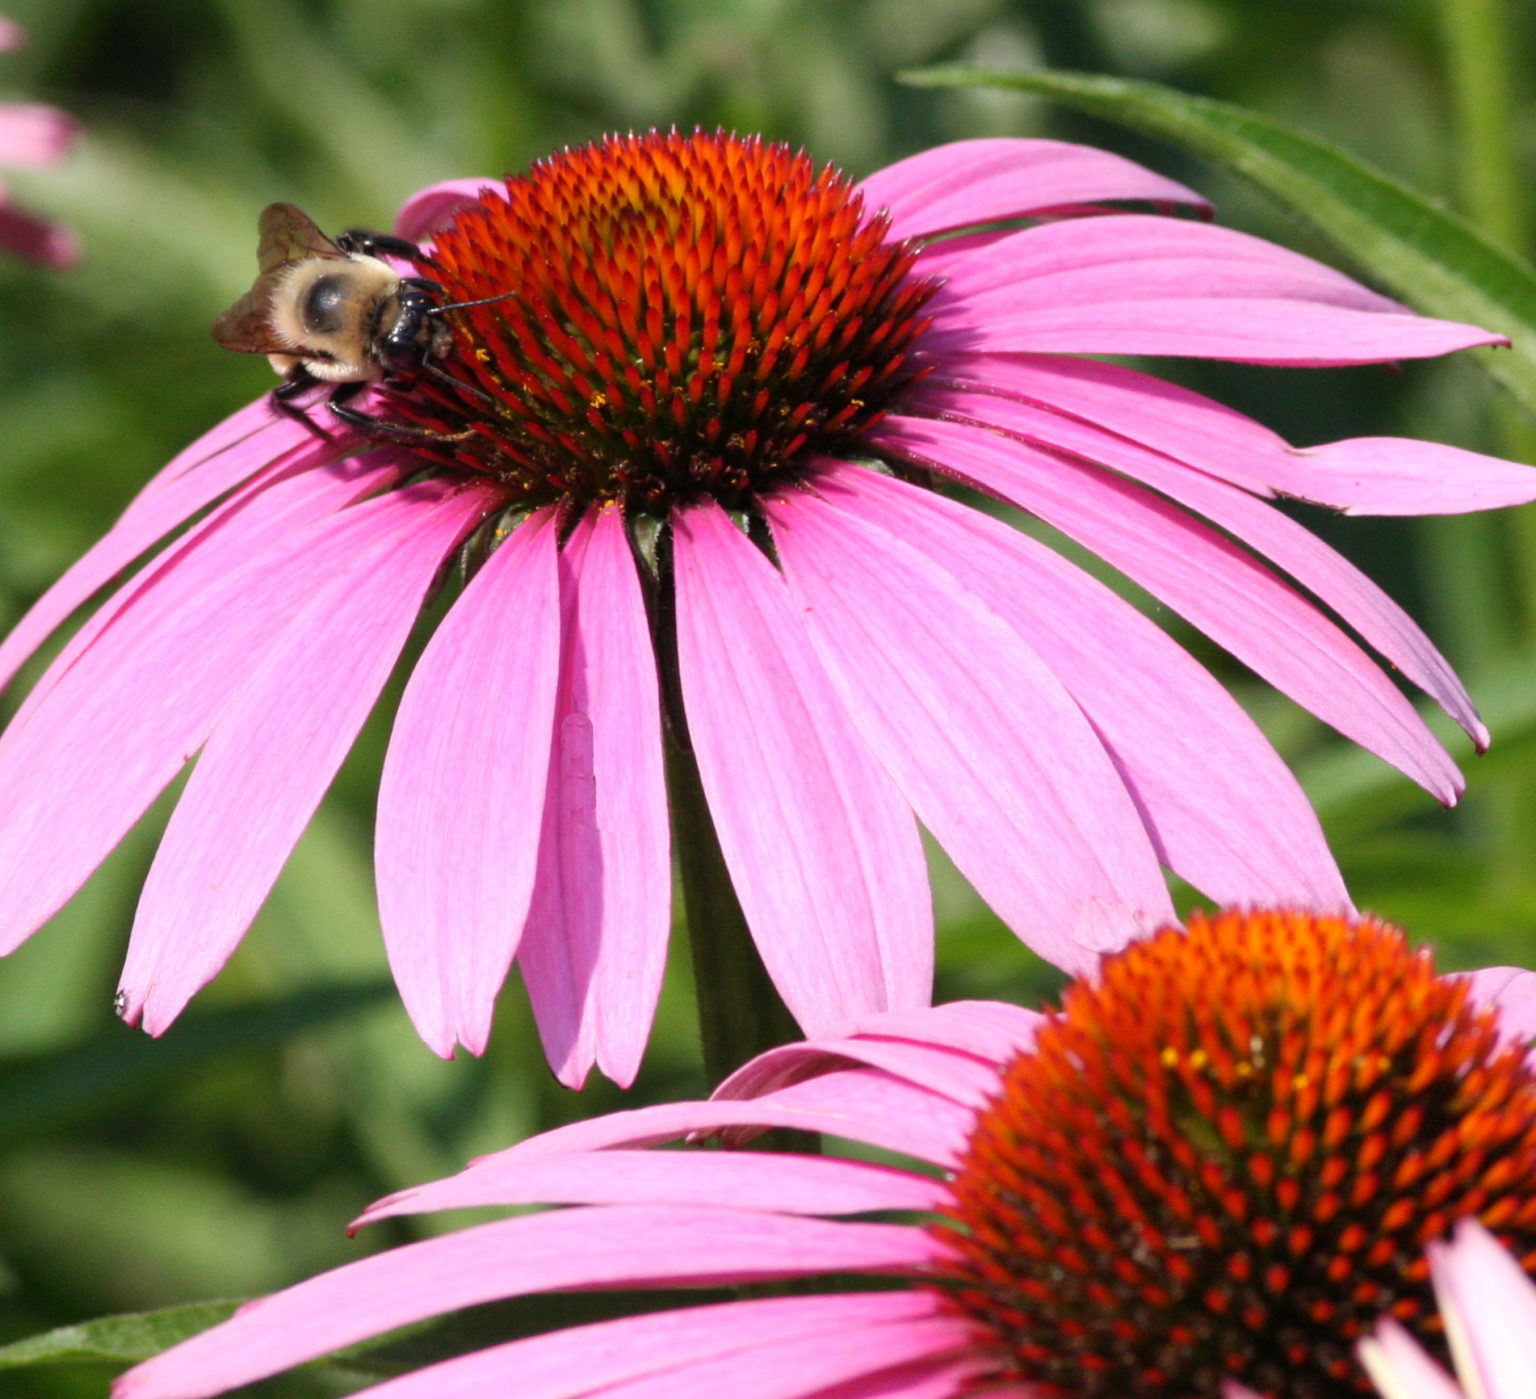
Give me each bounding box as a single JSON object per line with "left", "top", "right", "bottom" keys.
{"left": 386, "top": 129, "right": 937, "bottom": 515}
{"left": 936, "top": 909, "right": 1536, "bottom": 1398}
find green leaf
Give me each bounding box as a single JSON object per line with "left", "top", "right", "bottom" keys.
{"left": 0, "top": 1300, "right": 242, "bottom": 1370}
{"left": 899, "top": 66, "right": 1536, "bottom": 416}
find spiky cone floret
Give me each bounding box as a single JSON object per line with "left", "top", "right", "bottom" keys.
{"left": 3, "top": 129, "right": 1536, "bottom": 1081}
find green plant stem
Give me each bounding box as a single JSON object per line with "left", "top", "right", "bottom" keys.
{"left": 667, "top": 738, "right": 802, "bottom": 1090}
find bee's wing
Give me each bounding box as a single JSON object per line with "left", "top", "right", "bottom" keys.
{"left": 213, "top": 203, "right": 347, "bottom": 356}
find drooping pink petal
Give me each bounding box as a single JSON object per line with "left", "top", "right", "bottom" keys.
{"left": 0, "top": 198, "right": 75, "bottom": 265}
{"left": 808, "top": 459, "right": 1349, "bottom": 909}
{"left": 849, "top": 999, "right": 1040, "bottom": 1063}
{"left": 855, "top": 139, "right": 1208, "bottom": 241}
{"left": 374, "top": 507, "right": 561, "bottom": 1059}
{"left": 123, "top": 482, "right": 496, "bottom": 1032}
{"left": 489, "top": 1068, "right": 977, "bottom": 1169}
{"left": 909, "top": 383, "right": 1485, "bottom": 748}
{"left": 716, "top": 1032, "right": 1004, "bottom": 1109}
{"left": 1294, "top": 436, "right": 1536, "bottom": 516}
{"left": 1460, "top": 965, "right": 1536, "bottom": 1057}
{"left": 127, "top": 395, "right": 321, "bottom": 506}
{"left": 0, "top": 417, "right": 334, "bottom": 699}
{"left": 395, "top": 178, "right": 505, "bottom": 243}
{"left": 0, "top": 102, "right": 75, "bottom": 166}
{"left": 872, "top": 414, "right": 1464, "bottom": 803}
{"left": 1428, "top": 1220, "right": 1536, "bottom": 1398}
{"left": 355, "top": 1148, "right": 946, "bottom": 1227}
{"left": 1359, "top": 1321, "right": 1463, "bottom": 1399}
{"left": 115, "top": 1208, "right": 941, "bottom": 1399}
{"left": 0, "top": 457, "right": 404, "bottom": 958}
{"left": 929, "top": 215, "right": 1406, "bottom": 313}
{"left": 760, "top": 484, "right": 1173, "bottom": 976}
{"left": 672, "top": 500, "right": 933, "bottom": 1032}
{"left": 517, "top": 506, "right": 670, "bottom": 1088}
{"left": 342, "top": 1294, "right": 955, "bottom": 1399}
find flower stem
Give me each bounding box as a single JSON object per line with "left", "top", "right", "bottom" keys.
{"left": 666, "top": 737, "right": 802, "bottom": 1090}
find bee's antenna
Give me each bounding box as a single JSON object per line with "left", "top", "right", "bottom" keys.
{"left": 420, "top": 360, "right": 502, "bottom": 408}
{"left": 429, "top": 290, "right": 519, "bottom": 317}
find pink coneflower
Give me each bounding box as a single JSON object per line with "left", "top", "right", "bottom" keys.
{"left": 1357, "top": 1220, "right": 1536, "bottom": 1399}
{"left": 0, "top": 15, "right": 76, "bottom": 266}
{"left": 2, "top": 130, "right": 1533, "bottom": 1083}
{"left": 114, "top": 909, "right": 1536, "bottom": 1399}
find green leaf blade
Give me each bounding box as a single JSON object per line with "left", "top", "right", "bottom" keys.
{"left": 0, "top": 1300, "right": 242, "bottom": 1370}
{"left": 900, "top": 66, "right": 1536, "bottom": 415}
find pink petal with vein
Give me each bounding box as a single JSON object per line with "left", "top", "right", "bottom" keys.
{"left": 494, "top": 1068, "right": 976, "bottom": 1168}
{"left": 910, "top": 383, "right": 1484, "bottom": 747}
{"left": 924, "top": 297, "right": 1502, "bottom": 365}
{"left": 1359, "top": 1320, "right": 1463, "bottom": 1399}
{"left": 1429, "top": 1220, "right": 1536, "bottom": 1398}
{"left": 130, "top": 395, "right": 321, "bottom": 504}
{"left": 1295, "top": 436, "right": 1536, "bottom": 515}
{"left": 761, "top": 484, "right": 1172, "bottom": 975}
{"left": 356, "top": 1148, "right": 945, "bottom": 1227}
{"left": 395, "top": 178, "right": 505, "bottom": 243}
{"left": 716, "top": 1033, "right": 1002, "bottom": 1109}
{"left": 0, "top": 458, "right": 401, "bottom": 958}
{"left": 116, "top": 1208, "right": 938, "bottom": 1399}
{"left": 347, "top": 1294, "right": 952, "bottom": 1399}
{"left": 374, "top": 506, "right": 560, "bottom": 1058}
{"left": 517, "top": 506, "right": 670, "bottom": 1087}
{"left": 673, "top": 500, "right": 933, "bottom": 1032}
{"left": 124, "top": 483, "right": 494, "bottom": 1032}
{"left": 856, "top": 139, "right": 1207, "bottom": 241}
{"left": 932, "top": 215, "right": 1404, "bottom": 312}
{"left": 872, "top": 415, "right": 1463, "bottom": 802}
{"left": 849, "top": 1000, "right": 1040, "bottom": 1063}
{"left": 0, "top": 101, "right": 74, "bottom": 166}
{"left": 810, "top": 459, "right": 1348, "bottom": 908}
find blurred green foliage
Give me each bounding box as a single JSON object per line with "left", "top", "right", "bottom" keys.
{"left": 0, "top": 0, "right": 1534, "bottom": 1393}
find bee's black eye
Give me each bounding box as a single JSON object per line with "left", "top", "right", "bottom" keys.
{"left": 300, "top": 274, "right": 350, "bottom": 334}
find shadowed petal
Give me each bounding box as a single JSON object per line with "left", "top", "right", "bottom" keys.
{"left": 809, "top": 459, "right": 1349, "bottom": 909}
{"left": 761, "top": 484, "right": 1173, "bottom": 976}
{"left": 395, "top": 177, "right": 505, "bottom": 243}
{"left": 374, "top": 506, "right": 560, "bottom": 1058}
{"left": 115, "top": 1208, "right": 941, "bottom": 1399}
{"left": 354, "top": 1148, "right": 947, "bottom": 1226}
{"left": 873, "top": 414, "right": 1464, "bottom": 802}
{"left": 673, "top": 500, "right": 933, "bottom": 1032}
{"left": 0, "top": 458, "right": 404, "bottom": 959}
{"left": 1359, "top": 1322, "right": 1463, "bottom": 1399}
{"left": 518, "top": 505, "right": 670, "bottom": 1087}
{"left": 123, "top": 482, "right": 496, "bottom": 1033}
{"left": 856, "top": 139, "right": 1207, "bottom": 241}
{"left": 1427, "top": 1221, "right": 1536, "bottom": 1399}
{"left": 1460, "top": 966, "right": 1536, "bottom": 1058}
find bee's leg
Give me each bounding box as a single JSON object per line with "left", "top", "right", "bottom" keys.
{"left": 335, "top": 229, "right": 441, "bottom": 271}
{"left": 270, "top": 367, "right": 337, "bottom": 442}
{"left": 326, "top": 380, "right": 475, "bottom": 445}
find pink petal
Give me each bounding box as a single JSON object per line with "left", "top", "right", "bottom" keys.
{"left": 395, "top": 178, "right": 504, "bottom": 243}
{"left": 0, "top": 102, "right": 75, "bottom": 167}
{"left": 1359, "top": 1320, "right": 1463, "bottom": 1399}
{"left": 930, "top": 215, "right": 1405, "bottom": 313}
{"left": 1428, "top": 1221, "right": 1536, "bottom": 1399}
{"left": 341, "top": 1294, "right": 952, "bottom": 1399}
{"left": 872, "top": 415, "right": 1464, "bottom": 803}
{"left": 355, "top": 1148, "right": 947, "bottom": 1227}
{"left": 115, "top": 1208, "right": 939, "bottom": 1399}
{"left": 760, "top": 484, "right": 1173, "bottom": 976}
{"left": 490, "top": 1067, "right": 978, "bottom": 1169}
{"left": 0, "top": 457, "right": 401, "bottom": 958}
{"left": 1295, "top": 436, "right": 1536, "bottom": 515}
{"left": 374, "top": 507, "right": 561, "bottom": 1059}
{"left": 0, "top": 198, "right": 75, "bottom": 265}
{"left": 1460, "top": 965, "right": 1536, "bottom": 1055}
{"left": 849, "top": 999, "right": 1040, "bottom": 1064}
{"left": 0, "top": 17, "right": 25, "bottom": 50}
{"left": 122, "top": 482, "right": 495, "bottom": 1032}
{"left": 672, "top": 500, "right": 933, "bottom": 1032}
{"left": 817, "top": 1355, "right": 1004, "bottom": 1399}
{"left": 909, "top": 383, "right": 1485, "bottom": 748}
{"left": 0, "top": 412, "right": 333, "bottom": 700}
{"left": 810, "top": 459, "right": 1349, "bottom": 908}
{"left": 856, "top": 140, "right": 1208, "bottom": 243}
{"left": 517, "top": 506, "right": 670, "bottom": 1087}
{"left": 129, "top": 395, "right": 322, "bottom": 505}
{"left": 924, "top": 296, "right": 1502, "bottom": 366}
